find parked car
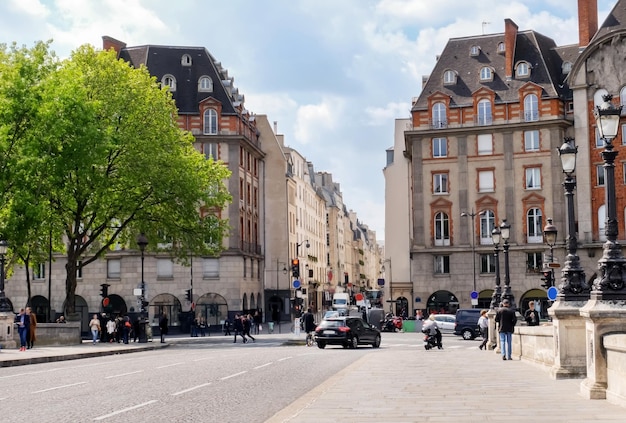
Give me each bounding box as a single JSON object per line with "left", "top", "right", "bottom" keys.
{"left": 432, "top": 314, "right": 456, "bottom": 333}
{"left": 454, "top": 308, "right": 482, "bottom": 340}
{"left": 314, "top": 316, "right": 381, "bottom": 349}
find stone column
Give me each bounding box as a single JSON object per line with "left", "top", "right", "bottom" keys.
{"left": 0, "top": 312, "right": 17, "bottom": 349}
{"left": 548, "top": 300, "right": 587, "bottom": 379}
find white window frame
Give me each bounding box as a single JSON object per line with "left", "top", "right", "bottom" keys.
{"left": 480, "top": 254, "right": 495, "bottom": 273}
{"left": 434, "top": 212, "right": 450, "bottom": 246}
{"left": 527, "top": 208, "right": 543, "bottom": 243}
{"left": 198, "top": 76, "right": 213, "bottom": 92}
{"left": 107, "top": 259, "right": 121, "bottom": 279}
{"left": 526, "top": 167, "right": 541, "bottom": 189}
{"left": 203, "top": 109, "right": 218, "bottom": 135}
{"left": 524, "top": 130, "right": 540, "bottom": 151}
{"left": 443, "top": 70, "right": 456, "bottom": 85}
{"left": 517, "top": 62, "right": 530, "bottom": 77}
{"left": 597, "top": 165, "right": 605, "bottom": 186}
{"left": 434, "top": 255, "right": 450, "bottom": 274}
{"left": 621, "top": 86, "right": 626, "bottom": 115}
{"left": 432, "top": 103, "right": 447, "bottom": 128}
{"left": 33, "top": 263, "right": 46, "bottom": 280}
{"left": 524, "top": 94, "right": 539, "bottom": 122}
{"left": 181, "top": 54, "right": 192, "bottom": 66}
{"left": 162, "top": 74, "right": 176, "bottom": 91}
{"left": 478, "top": 170, "right": 494, "bottom": 192}
{"left": 203, "top": 258, "right": 219, "bottom": 278}
{"left": 479, "top": 67, "right": 492, "bottom": 81}
{"left": 477, "top": 134, "right": 492, "bottom": 155}
{"left": 497, "top": 42, "right": 505, "bottom": 53}
{"left": 477, "top": 99, "right": 492, "bottom": 125}
{"left": 599, "top": 204, "right": 607, "bottom": 241}
{"left": 596, "top": 128, "right": 604, "bottom": 148}
{"left": 470, "top": 46, "right": 480, "bottom": 56}
{"left": 433, "top": 173, "right": 448, "bottom": 194}
{"left": 204, "top": 142, "right": 218, "bottom": 160}
{"left": 157, "top": 259, "right": 173, "bottom": 278}
{"left": 479, "top": 210, "right": 495, "bottom": 245}
{"left": 432, "top": 137, "right": 447, "bottom": 158}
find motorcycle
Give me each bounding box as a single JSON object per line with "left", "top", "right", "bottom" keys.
{"left": 422, "top": 327, "right": 438, "bottom": 350}
{"left": 380, "top": 313, "right": 403, "bottom": 332}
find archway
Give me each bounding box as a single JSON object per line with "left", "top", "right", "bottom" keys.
{"left": 478, "top": 289, "right": 494, "bottom": 309}
{"left": 426, "top": 290, "right": 459, "bottom": 314}
{"left": 268, "top": 294, "right": 283, "bottom": 323}
{"left": 149, "top": 293, "right": 182, "bottom": 330}
{"left": 250, "top": 293, "right": 256, "bottom": 311}
{"left": 520, "top": 289, "right": 549, "bottom": 320}
{"left": 30, "top": 295, "right": 50, "bottom": 323}
{"left": 395, "top": 296, "right": 409, "bottom": 317}
{"left": 62, "top": 295, "right": 88, "bottom": 336}
{"left": 104, "top": 294, "right": 127, "bottom": 316}
{"left": 242, "top": 293, "right": 248, "bottom": 312}
{"left": 196, "top": 293, "right": 228, "bottom": 327}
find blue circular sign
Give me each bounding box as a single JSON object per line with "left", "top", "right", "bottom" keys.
{"left": 470, "top": 291, "right": 479, "bottom": 300}
{"left": 292, "top": 279, "right": 301, "bottom": 289}
{"left": 547, "top": 286, "right": 559, "bottom": 301}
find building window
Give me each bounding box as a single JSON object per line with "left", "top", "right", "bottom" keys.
{"left": 527, "top": 252, "right": 542, "bottom": 273}
{"left": 477, "top": 99, "right": 492, "bottom": 125}
{"left": 516, "top": 62, "right": 530, "bottom": 77}
{"left": 76, "top": 261, "right": 82, "bottom": 279}
{"left": 443, "top": 70, "right": 456, "bottom": 85}
{"left": 203, "top": 258, "right": 219, "bottom": 278}
{"left": 161, "top": 74, "right": 176, "bottom": 91}
{"left": 524, "top": 94, "right": 538, "bottom": 122}
{"left": 497, "top": 42, "right": 505, "bottom": 54}
{"left": 596, "top": 128, "right": 604, "bottom": 148}
{"left": 107, "top": 259, "right": 121, "bottom": 279}
{"left": 204, "top": 142, "right": 218, "bottom": 160}
{"left": 432, "top": 137, "right": 447, "bottom": 158}
{"left": 434, "top": 255, "right": 450, "bottom": 274}
{"left": 524, "top": 130, "right": 540, "bottom": 151}
{"left": 527, "top": 208, "right": 543, "bottom": 243}
{"left": 33, "top": 263, "right": 46, "bottom": 280}
{"left": 480, "top": 210, "right": 495, "bottom": 245}
{"left": 203, "top": 109, "right": 218, "bottom": 135}
{"left": 526, "top": 167, "right": 541, "bottom": 189}
{"left": 478, "top": 170, "right": 494, "bottom": 192}
{"left": 621, "top": 86, "right": 626, "bottom": 115}
{"left": 599, "top": 204, "right": 607, "bottom": 241}
{"left": 562, "top": 61, "right": 572, "bottom": 75}
{"left": 479, "top": 67, "right": 493, "bottom": 81}
{"left": 470, "top": 46, "right": 480, "bottom": 56}
{"left": 434, "top": 212, "right": 450, "bottom": 246}
{"left": 433, "top": 173, "right": 448, "bottom": 194}
{"left": 480, "top": 254, "right": 495, "bottom": 273}
{"left": 597, "top": 165, "right": 605, "bottom": 186}
{"left": 477, "top": 134, "right": 492, "bottom": 155}
{"left": 181, "top": 54, "right": 192, "bottom": 66}
{"left": 622, "top": 124, "right": 626, "bottom": 145}
{"left": 157, "top": 259, "right": 173, "bottom": 278}
{"left": 198, "top": 76, "right": 213, "bottom": 92}
{"left": 432, "top": 102, "right": 447, "bottom": 128}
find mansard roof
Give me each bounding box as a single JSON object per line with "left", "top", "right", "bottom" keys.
{"left": 412, "top": 28, "right": 573, "bottom": 111}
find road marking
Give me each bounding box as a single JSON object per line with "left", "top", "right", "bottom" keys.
{"left": 278, "top": 356, "right": 292, "bottom": 362}
{"left": 156, "top": 362, "right": 184, "bottom": 369}
{"left": 93, "top": 400, "right": 158, "bottom": 421}
{"left": 32, "top": 381, "right": 87, "bottom": 393}
{"left": 172, "top": 382, "right": 212, "bottom": 396}
{"left": 253, "top": 362, "right": 272, "bottom": 370}
{"left": 220, "top": 371, "right": 247, "bottom": 380}
{"left": 105, "top": 370, "right": 142, "bottom": 379}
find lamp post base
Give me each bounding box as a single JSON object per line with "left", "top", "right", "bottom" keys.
{"left": 548, "top": 299, "right": 587, "bottom": 380}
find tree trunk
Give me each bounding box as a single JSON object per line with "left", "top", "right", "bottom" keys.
{"left": 65, "top": 258, "right": 78, "bottom": 316}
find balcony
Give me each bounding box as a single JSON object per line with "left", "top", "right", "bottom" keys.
{"left": 429, "top": 119, "right": 448, "bottom": 129}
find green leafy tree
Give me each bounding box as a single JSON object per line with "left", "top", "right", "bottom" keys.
{"left": 15, "top": 45, "right": 231, "bottom": 316}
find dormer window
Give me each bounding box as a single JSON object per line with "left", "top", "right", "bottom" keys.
{"left": 443, "top": 70, "right": 457, "bottom": 85}
{"left": 479, "top": 67, "right": 493, "bottom": 82}
{"left": 161, "top": 74, "right": 176, "bottom": 91}
{"left": 181, "top": 54, "right": 192, "bottom": 66}
{"left": 497, "top": 42, "right": 505, "bottom": 54}
{"left": 470, "top": 45, "right": 480, "bottom": 56}
{"left": 198, "top": 76, "right": 213, "bottom": 92}
{"left": 516, "top": 62, "right": 530, "bottom": 78}
{"left": 562, "top": 61, "right": 572, "bottom": 75}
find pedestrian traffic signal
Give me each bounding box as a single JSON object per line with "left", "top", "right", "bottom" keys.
{"left": 185, "top": 289, "right": 192, "bottom": 302}
{"left": 100, "top": 283, "right": 110, "bottom": 298}
{"left": 540, "top": 270, "right": 553, "bottom": 289}
{"left": 141, "top": 300, "right": 149, "bottom": 310}
{"left": 291, "top": 258, "right": 300, "bottom": 278}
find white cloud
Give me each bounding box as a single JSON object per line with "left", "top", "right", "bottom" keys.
{"left": 9, "top": 0, "right": 49, "bottom": 17}
{"left": 294, "top": 98, "right": 344, "bottom": 144}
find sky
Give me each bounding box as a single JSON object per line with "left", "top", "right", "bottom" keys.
{"left": 0, "top": 0, "right": 619, "bottom": 240}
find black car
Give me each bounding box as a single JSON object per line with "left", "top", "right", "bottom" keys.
{"left": 454, "top": 308, "right": 482, "bottom": 340}
{"left": 314, "top": 316, "right": 381, "bottom": 349}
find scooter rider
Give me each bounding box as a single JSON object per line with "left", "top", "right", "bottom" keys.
{"left": 422, "top": 314, "right": 443, "bottom": 349}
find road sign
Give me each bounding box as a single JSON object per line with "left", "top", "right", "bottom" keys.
{"left": 471, "top": 298, "right": 478, "bottom": 306}
{"left": 355, "top": 293, "right": 364, "bottom": 301}
{"left": 470, "top": 291, "right": 479, "bottom": 300}
{"left": 548, "top": 262, "right": 561, "bottom": 268}
{"left": 292, "top": 279, "right": 301, "bottom": 289}
{"left": 547, "top": 286, "right": 559, "bottom": 301}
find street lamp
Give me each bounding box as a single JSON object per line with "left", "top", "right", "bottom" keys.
{"left": 0, "top": 239, "right": 10, "bottom": 312}
{"left": 295, "top": 239, "right": 310, "bottom": 259}
{"left": 136, "top": 233, "right": 148, "bottom": 317}
{"left": 500, "top": 219, "right": 515, "bottom": 309}
{"left": 593, "top": 94, "right": 626, "bottom": 299}
{"left": 461, "top": 210, "right": 479, "bottom": 297}
{"left": 543, "top": 218, "right": 557, "bottom": 290}
{"left": 489, "top": 226, "right": 502, "bottom": 309}
{"left": 556, "top": 138, "right": 588, "bottom": 299}
{"left": 382, "top": 258, "right": 392, "bottom": 312}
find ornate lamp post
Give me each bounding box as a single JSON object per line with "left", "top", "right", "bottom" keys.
{"left": 499, "top": 220, "right": 515, "bottom": 309}
{"left": 136, "top": 233, "right": 148, "bottom": 318}
{"left": 593, "top": 94, "right": 626, "bottom": 300}
{"left": 0, "top": 240, "right": 10, "bottom": 312}
{"left": 461, "top": 210, "right": 478, "bottom": 296}
{"left": 556, "top": 138, "right": 588, "bottom": 300}
{"left": 489, "top": 226, "right": 502, "bottom": 309}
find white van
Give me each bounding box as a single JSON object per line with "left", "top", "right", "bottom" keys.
{"left": 332, "top": 293, "right": 351, "bottom": 310}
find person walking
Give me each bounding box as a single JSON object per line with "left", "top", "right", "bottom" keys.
{"left": 16, "top": 308, "right": 30, "bottom": 351}
{"left": 253, "top": 310, "right": 262, "bottom": 335}
{"left": 242, "top": 315, "right": 255, "bottom": 342}
{"left": 27, "top": 307, "right": 37, "bottom": 349}
{"left": 223, "top": 317, "right": 232, "bottom": 336}
{"left": 89, "top": 314, "right": 101, "bottom": 345}
{"left": 524, "top": 301, "right": 540, "bottom": 326}
{"left": 122, "top": 315, "right": 131, "bottom": 344}
{"left": 233, "top": 314, "right": 246, "bottom": 343}
{"left": 159, "top": 312, "right": 169, "bottom": 343}
{"left": 478, "top": 309, "right": 489, "bottom": 350}
{"left": 495, "top": 299, "right": 517, "bottom": 360}
{"left": 106, "top": 317, "right": 117, "bottom": 343}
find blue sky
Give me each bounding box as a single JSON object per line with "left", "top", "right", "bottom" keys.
{"left": 0, "top": 0, "right": 618, "bottom": 239}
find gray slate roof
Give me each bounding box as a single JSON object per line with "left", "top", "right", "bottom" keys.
{"left": 594, "top": 0, "right": 626, "bottom": 40}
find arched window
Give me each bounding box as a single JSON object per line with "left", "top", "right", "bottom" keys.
{"left": 181, "top": 54, "right": 192, "bottom": 66}
{"left": 203, "top": 109, "right": 218, "bottom": 135}
{"left": 598, "top": 204, "right": 606, "bottom": 241}
{"left": 497, "top": 42, "right": 505, "bottom": 54}
{"left": 477, "top": 99, "right": 492, "bottom": 125}
{"left": 443, "top": 70, "right": 456, "bottom": 85}
{"left": 198, "top": 76, "right": 213, "bottom": 92}
{"left": 470, "top": 46, "right": 480, "bottom": 56}
{"left": 479, "top": 210, "right": 495, "bottom": 245}
{"left": 620, "top": 86, "right": 626, "bottom": 115}
{"left": 524, "top": 94, "right": 538, "bottom": 122}
{"left": 162, "top": 74, "right": 176, "bottom": 91}
{"left": 434, "top": 212, "right": 450, "bottom": 246}
{"left": 432, "top": 102, "right": 447, "bottom": 129}
{"left": 479, "top": 67, "right": 492, "bottom": 81}
{"left": 527, "top": 208, "right": 543, "bottom": 243}
{"left": 594, "top": 89, "right": 609, "bottom": 107}
{"left": 516, "top": 62, "right": 530, "bottom": 77}
{"left": 562, "top": 61, "right": 572, "bottom": 75}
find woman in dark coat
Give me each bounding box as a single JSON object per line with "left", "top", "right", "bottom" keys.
{"left": 159, "top": 312, "right": 169, "bottom": 343}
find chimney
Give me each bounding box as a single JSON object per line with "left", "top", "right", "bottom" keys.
{"left": 504, "top": 19, "right": 518, "bottom": 81}
{"left": 578, "top": 0, "right": 598, "bottom": 48}
{"left": 102, "top": 36, "right": 126, "bottom": 57}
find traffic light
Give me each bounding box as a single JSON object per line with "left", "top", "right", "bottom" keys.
{"left": 100, "top": 283, "right": 110, "bottom": 298}
{"left": 141, "top": 300, "right": 149, "bottom": 310}
{"left": 291, "top": 258, "right": 300, "bottom": 278}
{"left": 185, "top": 289, "right": 192, "bottom": 302}
{"left": 540, "top": 270, "right": 553, "bottom": 289}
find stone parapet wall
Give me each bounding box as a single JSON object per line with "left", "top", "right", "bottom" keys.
{"left": 604, "top": 334, "right": 626, "bottom": 408}
{"left": 12, "top": 322, "right": 81, "bottom": 346}
{"left": 512, "top": 325, "right": 554, "bottom": 369}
